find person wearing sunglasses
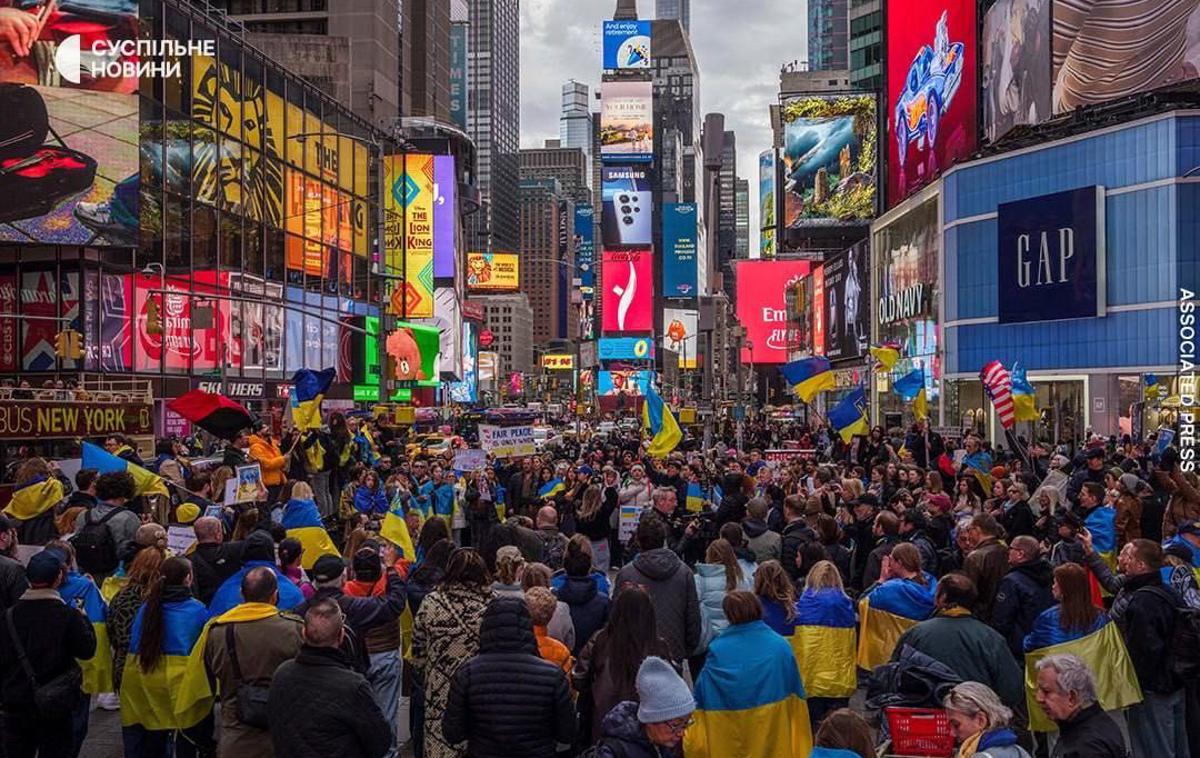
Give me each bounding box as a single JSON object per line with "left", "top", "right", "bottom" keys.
{"left": 591, "top": 655, "right": 695, "bottom": 757}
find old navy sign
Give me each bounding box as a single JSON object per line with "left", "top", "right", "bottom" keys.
{"left": 878, "top": 283, "right": 927, "bottom": 326}
{"left": 997, "top": 186, "right": 1106, "bottom": 324}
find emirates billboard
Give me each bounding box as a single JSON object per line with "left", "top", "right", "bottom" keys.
{"left": 734, "top": 260, "right": 811, "bottom": 364}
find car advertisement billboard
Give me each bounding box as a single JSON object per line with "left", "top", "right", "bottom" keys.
{"left": 383, "top": 154, "right": 435, "bottom": 317}
{"left": 597, "top": 370, "right": 654, "bottom": 396}
{"left": 600, "top": 81, "right": 653, "bottom": 161}
{"left": 821, "top": 240, "right": 870, "bottom": 362}
{"left": 663, "top": 308, "right": 699, "bottom": 369}
{"left": 601, "top": 249, "right": 653, "bottom": 333}
{"left": 887, "top": 3, "right": 978, "bottom": 206}
{"left": 597, "top": 337, "right": 655, "bottom": 362}
{"left": 662, "top": 202, "right": 698, "bottom": 297}
{"left": 602, "top": 165, "right": 653, "bottom": 247}
{"left": 574, "top": 205, "right": 596, "bottom": 298}
{"left": 603, "top": 20, "right": 652, "bottom": 69}
{"left": 759, "top": 149, "right": 776, "bottom": 232}
{"left": 781, "top": 95, "right": 876, "bottom": 228}
{"left": 433, "top": 155, "right": 457, "bottom": 279}
{"left": 982, "top": 0, "right": 1051, "bottom": 143}
{"left": 734, "top": 260, "right": 811, "bottom": 364}
{"left": 1052, "top": 0, "right": 1199, "bottom": 114}
{"left": 466, "top": 252, "right": 520, "bottom": 291}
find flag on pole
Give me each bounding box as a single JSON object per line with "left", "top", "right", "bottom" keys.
{"left": 167, "top": 390, "right": 254, "bottom": 440}
{"left": 869, "top": 343, "right": 901, "bottom": 371}
{"left": 781, "top": 357, "right": 836, "bottom": 403}
{"left": 980, "top": 360, "right": 1016, "bottom": 429}
{"left": 828, "top": 387, "right": 870, "bottom": 443}
{"left": 642, "top": 383, "right": 683, "bottom": 457}
{"left": 893, "top": 367, "right": 928, "bottom": 422}
{"left": 290, "top": 368, "right": 335, "bottom": 430}
{"left": 1011, "top": 363, "right": 1040, "bottom": 422}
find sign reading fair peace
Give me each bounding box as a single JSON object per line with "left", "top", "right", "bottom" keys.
{"left": 478, "top": 424, "right": 536, "bottom": 458}
{"left": 997, "top": 186, "right": 1106, "bottom": 324}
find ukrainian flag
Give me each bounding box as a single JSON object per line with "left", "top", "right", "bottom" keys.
{"left": 414, "top": 479, "right": 435, "bottom": 518}
{"left": 791, "top": 588, "right": 857, "bottom": 699}
{"left": 60, "top": 571, "right": 113, "bottom": 694}
{"left": 856, "top": 575, "right": 937, "bottom": 670}
{"left": 893, "top": 368, "right": 929, "bottom": 422}
{"left": 1022, "top": 609, "right": 1142, "bottom": 731}
{"left": 811, "top": 749, "right": 864, "bottom": 758}
{"left": 120, "top": 597, "right": 212, "bottom": 730}
{"left": 2, "top": 476, "right": 65, "bottom": 521}
{"left": 207, "top": 560, "right": 305, "bottom": 618}
{"left": 1011, "top": 363, "right": 1040, "bottom": 422}
{"left": 82, "top": 441, "right": 169, "bottom": 498}
{"left": 870, "top": 343, "right": 901, "bottom": 371}
{"left": 781, "top": 357, "right": 835, "bottom": 404}
{"left": 280, "top": 496, "right": 339, "bottom": 569}
{"left": 686, "top": 482, "right": 707, "bottom": 513}
{"left": 963, "top": 450, "right": 995, "bottom": 494}
{"left": 291, "top": 367, "right": 335, "bottom": 431}
{"left": 433, "top": 481, "right": 457, "bottom": 520}
{"left": 1086, "top": 505, "right": 1118, "bottom": 572}
{"left": 685, "top": 619, "right": 812, "bottom": 757}
{"left": 380, "top": 497, "right": 417, "bottom": 561}
{"left": 642, "top": 383, "right": 683, "bottom": 457}
{"left": 175, "top": 601, "right": 282, "bottom": 723}
{"left": 829, "top": 387, "right": 870, "bottom": 443}
{"left": 538, "top": 477, "right": 566, "bottom": 500}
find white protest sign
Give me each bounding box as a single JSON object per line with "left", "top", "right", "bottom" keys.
{"left": 478, "top": 425, "right": 537, "bottom": 458}
{"left": 167, "top": 525, "right": 197, "bottom": 555}
{"left": 453, "top": 449, "right": 488, "bottom": 472}
{"left": 618, "top": 505, "right": 642, "bottom": 544}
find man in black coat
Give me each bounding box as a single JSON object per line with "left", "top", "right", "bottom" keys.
{"left": 991, "top": 535, "right": 1055, "bottom": 660}
{"left": 780, "top": 495, "right": 816, "bottom": 582}
{"left": 268, "top": 598, "right": 393, "bottom": 758}
{"left": 0, "top": 516, "right": 29, "bottom": 610}
{"left": 1033, "top": 654, "right": 1127, "bottom": 758}
{"left": 443, "top": 596, "right": 576, "bottom": 757}
{"left": 862, "top": 510, "right": 901, "bottom": 590}
{"left": 1066, "top": 446, "right": 1107, "bottom": 506}
{"left": 189, "top": 516, "right": 247, "bottom": 605}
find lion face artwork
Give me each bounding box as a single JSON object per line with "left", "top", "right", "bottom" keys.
{"left": 467, "top": 256, "right": 492, "bottom": 286}
{"left": 387, "top": 327, "right": 426, "bottom": 381}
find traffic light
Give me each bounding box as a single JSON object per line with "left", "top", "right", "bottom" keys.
{"left": 54, "top": 330, "right": 83, "bottom": 360}
{"left": 54, "top": 330, "right": 68, "bottom": 357}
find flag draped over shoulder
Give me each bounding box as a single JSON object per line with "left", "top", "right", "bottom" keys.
{"left": 829, "top": 387, "right": 870, "bottom": 443}
{"left": 857, "top": 575, "right": 937, "bottom": 670}
{"left": 380, "top": 497, "right": 417, "bottom": 561}
{"left": 280, "top": 497, "right": 339, "bottom": 569}
{"left": 167, "top": 390, "right": 255, "bottom": 440}
{"left": 870, "top": 343, "right": 901, "bottom": 371}
{"left": 290, "top": 368, "right": 335, "bottom": 431}
{"left": 120, "top": 598, "right": 211, "bottom": 730}
{"left": 538, "top": 477, "right": 565, "bottom": 500}
{"left": 175, "top": 602, "right": 281, "bottom": 722}
{"left": 781, "top": 357, "right": 835, "bottom": 404}
{"left": 60, "top": 572, "right": 113, "bottom": 694}
{"left": 684, "top": 620, "right": 812, "bottom": 758}
{"left": 791, "top": 588, "right": 857, "bottom": 699}
{"left": 1023, "top": 613, "right": 1141, "bottom": 731}
{"left": 642, "top": 384, "right": 683, "bottom": 457}
{"left": 82, "top": 441, "right": 169, "bottom": 497}
{"left": 2, "top": 476, "right": 65, "bottom": 520}
{"left": 1010, "top": 363, "right": 1040, "bottom": 422}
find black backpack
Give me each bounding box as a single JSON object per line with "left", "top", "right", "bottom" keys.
{"left": 1136, "top": 584, "right": 1200, "bottom": 685}
{"left": 71, "top": 508, "right": 124, "bottom": 576}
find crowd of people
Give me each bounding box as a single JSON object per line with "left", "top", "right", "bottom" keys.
{"left": 0, "top": 412, "right": 1194, "bottom": 758}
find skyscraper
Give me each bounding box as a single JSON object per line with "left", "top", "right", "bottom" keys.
{"left": 849, "top": 0, "right": 882, "bottom": 91}
{"left": 403, "top": 0, "right": 453, "bottom": 122}
{"left": 559, "top": 81, "right": 593, "bottom": 183}
{"left": 519, "top": 177, "right": 576, "bottom": 344}
{"left": 735, "top": 178, "right": 750, "bottom": 258}
{"left": 656, "top": 0, "right": 690, "bottom": 33}
{"left": 718, "top": 130, "right": 738, "bottom": 277}
{"left": 467, "top": 0, "right": 521, "bottom": 253}
{"left": 808, "top": 0, "right": 849, "bottom": 71}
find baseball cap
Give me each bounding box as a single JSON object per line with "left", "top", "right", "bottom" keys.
{"left": 1085, "top": 447, "right": 1105, "bottom": 460}
{"left": 310, "top": 554, "right": 347, "bottom": 583}
{"left": 26, "top": 549, "right": 65, "bottom": 585}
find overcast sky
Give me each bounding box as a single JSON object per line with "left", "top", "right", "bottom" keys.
{"left": 519, "top": 0, "right": 807, "bottom": 256}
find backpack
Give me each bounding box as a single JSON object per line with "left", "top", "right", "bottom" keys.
{"left": 1136, "top": 584, "right": 1200, "bottom": 684}
{"left": 540, "top": 531, "right": 568, "bottom": 570}
{"left": 70, "top": 507, "right": 124, "bottom": 576}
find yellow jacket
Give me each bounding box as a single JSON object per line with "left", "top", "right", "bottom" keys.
{"left": 248, "top": 434, "right": 288, "bottom": 486}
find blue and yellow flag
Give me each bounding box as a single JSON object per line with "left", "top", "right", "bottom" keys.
{"left": 60, "top": 571, "right": 113, "bottom": 694}
{"left": 811, "top": 749, "right": 864, "bottom": 758}
{"left": 207, "top": 560, "right": 305, "bottom": 618}
{"left": 538, "top": 477, "right": 565, "bottom": 500}
{"left": 1011, "top": 363, "right": 1040, "bottom": 422}
{"left": 280, "top": 497, "right": 339, "bottom": 569}
{"left": 685, "top": 620, "right": 812, "bottom": 758}
{"left": 829, "top": 387, "right": 870, "bottom": 443}
{"left": 893, "top": 368, "right": 928, "bottom": 422}
{"left": 686, "top": 481, "right": 708, "bottom": 513}
{"left": 175, "top": 601, "right": 283, "bottom": 723}
{"left": 870, "top": 343, "right": 901, "bottom": 372}
{"left": 1023, "top": 612, "right": 1141, "bottom": 731}
{"left": 291, "top": 368, "right": 335, "bottom": 431}
{"left": 380, "top": 496, "right": 417, "bottom": 561}
{"left": 82, "top": 441, "right": 169, "bottom": 498}
{"left": 642, "top": 383, "right": 683, "bottom": 457}
{"left": 781, "top": 357, "right": 836, "bottom": 404}
{"left": 962, "top": 449, "right": 995, "bottom": 494}
{"left": 791, "top": 588, "right": 857, "bottom": 699}
{"left": 3, "top": 476, "right": 65, "bottom": 521}
{"left": 120, "top": 597, "right": 211, "bottom": 730}
{"left": 857, "top": 575, "right": 937, "bottom": 670}
{"left": 1085, "top": 505, "right": 1118, "bottom": 572}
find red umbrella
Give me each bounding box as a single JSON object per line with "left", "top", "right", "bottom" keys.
{"left": 167, "top": 390, "right": 255, "bottom": 440}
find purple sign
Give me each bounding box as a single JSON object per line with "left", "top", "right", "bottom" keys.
{"left": 434, "top": 155, "right": 457, "bottom": 279}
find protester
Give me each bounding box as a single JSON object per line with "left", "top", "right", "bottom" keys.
{"left": 743, "top": 497, "right": 782, "bottom": 562}
{"left": 857, "top": 543, "right": 937, "bottom": 670}
{"left": 521, "top": 561, "right": 576, "bottom": 650}
{"left": 106, "top": 537, "right": 167, "bottom": 694}
{"left": 943, "top": 681, "right": 1031, "bottom": 758}
{"left": 551, "top": 537, "right": 606, "bottom": 655}
{"left": 590, "top": 656, "right": 695, "bottom": 758}
{"left": 1033, "top": 654, "right": 1126, "bottom": 758}
{"left": 208, "top": 531, "right": 305, "bottom": 617}
{"left": 492, "top": 545, "right": 526, "bottom": 597}
{"left": 962, "top": 513, "right": 1008, "bottom": 624}
{"left": 73, "top": 471, "right": 142, "bottom": 580}
{"left": 613, "top": 517, "right": 700, "bottom": 662}
{"left": 693, "top": 537, "right": 754, "bottom": 674}
{"left": 780, "top": 494, "right": 816, "bottom": 581}
{"left": 574, "top": 484, "right": 618, "bottom": 572}
{"left": 795, "top": 561, "right": 857, "bottom": 725}
{"left": 0, "top": 515, "right": 27, "bottom": 610}
{"left": 991, "top": 534, "right": 1055, "bottom": 660}
{"left": 811, "top": 708, "right": 876, "bottom": 758}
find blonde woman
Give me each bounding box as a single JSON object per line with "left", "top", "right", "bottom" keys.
{"left": 943, "top": 681, "right": 1030, "bottom": 757}
{"left": 491, "top": 544, "right": 525, "bottom": 597}
{"left": 795, "top": 560, "right": 857, "bottom": 721}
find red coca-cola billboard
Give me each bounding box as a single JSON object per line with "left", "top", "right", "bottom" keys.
{"left": 735, "top": 260, "right": 810, "bottom": 364}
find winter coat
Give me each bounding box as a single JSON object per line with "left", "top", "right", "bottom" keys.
{"left": 0, "top": 588, "right": 96, "bottom": 713}
{"left": 694, "top": 562, "right": 754, "bottom": 652}
{"left": 742, "top": 519, "right": 782, "bottom": 563}
{"left": 960, "top": 728, "right": 1031, "bottom": 758}
{"left": 573, "top": 630, "right": 673, "bottom": 746}
{"left": 1050, "top": 702, "right": 1126, "bottom": 758}
{"left": 442, "top": 597, "right": 576, "bottom": 757}
{"left": 268, "top": 645, "right": 392, "bottom": 758}
{"left": 575, "top": 489, "right": 618, "bottom": 543}
{"left": 894, "top": 610, "right": 1025, "bottom": 708}
{"left": 190, "top": 540, "right": 247, "bottom": 606}
{"left": 1108, "top": 570, "right": 1185, "bottom": 695}
{"left": 0, "top": 554, "right": 28, "bottom": 611}
{"left": 554, "top": 574, "right": 610, "bottom": 656}
{"left": 248, "top": 434, "right": 289, "bottom": 487}
{"left": 614, "top": 548, "right": 700, "bottom": 661}
{"left": 593, "top": 701, "right": 679, "bottom": 758}
{"left": 1115, "top": 492, "right": 1143, "bottom": 548}
{"left": 991, "top": 559, "right": 1055, "bottom": 659}
{"left": 863, "top": 536, "right": 899, "bottom": 590}
{"left": 997, "top": 500, "right": 1036, "bottom": 539}
{"left": 964, "top": 538, "right": 1009, "bottom": 624}
{"left": 1157, "top": 468, "right": 1200, "bottom": 539}
{"left": 617, "top": 480, "right": 652, "bottom": 513}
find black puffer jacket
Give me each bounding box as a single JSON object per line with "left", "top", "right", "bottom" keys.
{"left": 443, "top": 597, "right": 576, "bottom": 757}
{"left": 1051, "top": 701, "right": 1126, "bottom": 758}
{"left": 555, "top": 574, "right": 610, "bottom": 656}
{"left": 595, "top": 701, "right": 678, "bottom": 758}
{"left": 780, "top": 520, "right": 816, "bottom": 582}
{"left": 992, "top": 559, "right": 1055, "bottom": 659}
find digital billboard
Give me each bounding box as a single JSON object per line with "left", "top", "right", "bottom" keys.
{"left": 759, "top": 149, "right": 776, "bottom": 231}
{"left": 285, "top": 171, "right": 354, "bottom": 278}
{"left": 662, "top": 202, "right": 698, "bottom": 297}
{"left": 602, "top": 165, "right": 653, "bottom": 247}
{"left": 982, "top": 0, "right": 1051, "bottom": 143}
{"left": 821, "top": 241, "right": 870, "bottom": 362}
{"left": 1052, "top": 0, "right": 1199, "bottom": 114}
{"left": 597, "top": 370, "right": 654, "bottom": 396}
{"left": 597, "top": 337, "right": 655, "bottom": 361}
{"left": 603, "top": 20, "right": 652, "bottom": 69}
{"left": 433, "top": 156, "right": 457, "bottom": 279}
{"left": 761, "top": 228, "right": 777, "bottom": 258}
{"left": 419, "top": 287, "right": 462, "bottom": 380}
{"left": 383, "top": 154, "right": 435, "bottom": 317}
{"left": 466, "top": 252, "right": 520, "bottom": 291}
{"left": 134, "top": 272, "right": 231, "bottom": 372}
{"left": 600, "top": 81, "right": 653, "bottom": 161}
{"left": 574, "top": 205, "right": 596, "bottom": 298}
{"left": 781, "top": 95, "right": 877, "bottom": 228}
{"left": 734, "top": 260, "right": 811, "bottom": 364}
{"left": 601, "top": 249, "right": 653, "bottom": 333}
{"left": 811, "top": 265, "right": 826, "bottom": 356}
{"left": 285, "top": 288, "right": 342, "bottom": 374}
{"left": 887, "top": 3, "right": 978, "bottom": 206}
{"left": 663, "top": 308, "right": 699, "bottom": 369}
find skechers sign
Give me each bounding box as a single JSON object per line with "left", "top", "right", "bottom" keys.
{"left": 997, "top": 186, "right": 1106, "bottom": 324}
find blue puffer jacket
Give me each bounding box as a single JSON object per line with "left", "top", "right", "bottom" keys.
{"left": 553, "top": 574, "right": 610, "bottom": 657}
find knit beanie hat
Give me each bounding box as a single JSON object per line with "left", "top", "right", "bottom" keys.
{"left": 636, "top": 656, "right": 695, "bottom": 724}
{"left": 1119, "top": 473, "right": 1144, "bottom": 495}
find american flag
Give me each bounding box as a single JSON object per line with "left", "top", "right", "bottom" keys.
{"left": 980, "top": 360, "right": 1015, "bottom": 430}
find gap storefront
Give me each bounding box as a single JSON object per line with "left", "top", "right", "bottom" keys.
{"left": 942, "top": 112, "right": 1196, "bottom": 444}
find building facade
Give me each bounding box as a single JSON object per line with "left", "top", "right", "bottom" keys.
{"left": 478, "top": 293, "right": 535, "bottom": 377}
{"left": 559, "top": 81, "right": 593, "bottom": 180}
{"left": 717, "top": 130, "right": 738, "bottom": 286}
{"left": 808, "top": 0, "right": 848, "bottom": 71}
{"left": 848, "top": 0, "right": 882, "bottom": 91}
{"left": 735, "top": 178, "right": 750, "bottom": 258}
{"left": 655, "top": 0, "right": 690, "bottom": 32}
{"left": 519, "top": 178, "right": 576, "bottom": 345}
{"left": 403, "top": 0, "right": 453, "bottom": 123}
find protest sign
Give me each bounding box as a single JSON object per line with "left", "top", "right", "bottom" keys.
{"left": 453, "top": 449, "right": 488, "bottom": 472}
{"left": 478, "top": 425, "right": 537, "bottom": 458}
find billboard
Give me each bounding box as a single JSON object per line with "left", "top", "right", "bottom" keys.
{"left": 982, "top": 0, "right": 1051, "bottom": 143}
{"left": 600, "top": 81, "right": 653, "bottom": 161}
{"left": 597, "top": 337, "right": 655, "bottom": 361}
{"left": 542, "top": 354, "right": 575, "bottom": 370}
{"left": 134, "top": 272, "right": 232, "bottom": 372}
{"left": 761, "top": 228, "right": 777, "bottom": 258}
{"left": 383, "top": 154, "right": 435, "bottom": 317}
{"left": 603, "top": 20, "right": 652, "bottom": 69}
{"left": 466, "top": 252, "right": 520, "bottom": 291}
{"left": 421, "top": 287, "right": 462, "bottom": 380}
{"left": 285, "top": 288, "right": 342, "bottom": 374}
{"left": 602, "top": 165, "right": 653, "bottom": 247}
{"left": 575, "top": 205, "right": 596, "bottom": 298}
{"left": 285, "top": 171, "right": 354, "bottom": 278}
{"left": 601, "top": 249, "right": 653, "bottom": 333}
{"left": 597, "top": 370, "right": 654, "bottom": 396}
{"left": 734, "top": 260, "right": 811, "bottom": 364}
{"left": 1052, "top": 0, "right": 1200, "bottom": 114}
{"left": 450, "top": 23, "right": 468, "bottom": 130}
{"left": 433, "top": 156, "right": 457, "bottom": 279}
{"left": 448, "top": 321, "right": 478, "bottom": 403}
{"left": 662, "top": 202, "right": 698, "bottom": 297}
{"left": 781, "top": 95, "right": 876, "bottom": 228}
{"left": 887, "top": 3, "right": 978, "bottom": 206}
{"left": 759, "top": 149, "right": 776, "bottom": 231}
{"left": 811, "top": 265, "right": 826, "bottom": 356}
{"left": 821, "top": 241, "right": 870, "bottom": 362}
{"left": 663, "top": 308, "right": 699, "bottom": 369}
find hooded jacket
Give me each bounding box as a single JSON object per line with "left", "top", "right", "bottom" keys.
{"left": 694, "top": 562, "right": 754, "bottom": 652}
{"left": 594, "top": 700, "right": 678, "bottom": 758}
{"left": 442, "top": 597, "right": 576, "bottom": 757}
{"left": 614, "top": 548, "right": 701, "bottom": 660}
{"left": 781, "top": 519, "right": 816, "bottom": 582}
{"left": 742, "top": 519, "right": 782, "bottom": 563}
{"left": 554, "top": 574, "right": 610, "bottom": 657}
{"left": 992, "top": 558, "right": 1056, "bottom": 659}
